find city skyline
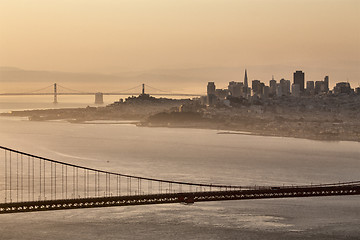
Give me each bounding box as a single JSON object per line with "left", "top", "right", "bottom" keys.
{"left": 0, "top": 65, "right": 358, "bottom": 94}
{"left": 1, "top": 0, "right": 359, "bottom": 89}
{"left": 205, "top": 69, "right": 357, "bottom": 104}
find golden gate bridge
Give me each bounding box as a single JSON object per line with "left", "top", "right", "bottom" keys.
{"left": 1, "top": 146, "right": 359, "bottom": 214}
{"left": 0, "top": 83, "right": 202, "bottom": 104}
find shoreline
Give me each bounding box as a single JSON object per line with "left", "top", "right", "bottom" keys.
{"left": 137, "top": 122, "right": 360, "bottom": 143}
{"left": 2, "top": 102, "right": 360, "bottom": 143}
{"left": 1, "top": 113, "right": 359, "bottom": 143}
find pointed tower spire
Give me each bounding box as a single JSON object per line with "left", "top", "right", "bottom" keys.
{"left": 244, "top": 69, "right": 248, "bottom": 88}
{"left": 243, "top": 69, "right": 249, "bottom": 96}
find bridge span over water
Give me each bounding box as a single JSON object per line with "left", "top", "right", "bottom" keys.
{"left": 0, "top": 83, "right": 202, "bottom": 104}
{"left": 0, "top": 146, "right": 359, "bottom": 214}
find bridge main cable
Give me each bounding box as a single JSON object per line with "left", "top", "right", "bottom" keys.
{"left": 1, "top": 145, "right": 359, "bottom": 214}
{"left": 0, "top": 146, "right": 245, "bottom": 189}
{"left": 1, "top": 146, "right": 360, "bottom": 190}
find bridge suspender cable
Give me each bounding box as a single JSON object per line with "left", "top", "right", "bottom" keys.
{"left": 0, "top": 146, "right": 244, "bottom": 189}
{"left": 1, "top": 145, "right": 359, "bottom": 214}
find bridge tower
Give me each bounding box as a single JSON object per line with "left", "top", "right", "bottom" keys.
{"left": 53, "top": 83, "right": 58, "bottom": 104}
{"left": 142, "top": 83, "right": 145, "bottom": 95}
{"left": 95, "top": 92, "right": 104, "bottom": 104}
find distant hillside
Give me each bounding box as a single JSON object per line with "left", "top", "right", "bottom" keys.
{"left": 0, "top": 66, "right": 251, "bottom": 93}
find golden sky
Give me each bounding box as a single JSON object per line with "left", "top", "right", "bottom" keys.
{"left": 0, "top": 0, "right": 359, "bottom": 84}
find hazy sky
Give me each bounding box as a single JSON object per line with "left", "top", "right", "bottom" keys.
{"left": 1, "top": 0, "right": 359, "bottom": 84}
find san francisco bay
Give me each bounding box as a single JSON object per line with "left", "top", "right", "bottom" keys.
{"left": 0, "top": 97, "right": 359, "bottom": 239}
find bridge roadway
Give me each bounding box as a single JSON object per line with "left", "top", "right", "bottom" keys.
{"left": 1, "top": 183, "right": 359, "bottom": 214}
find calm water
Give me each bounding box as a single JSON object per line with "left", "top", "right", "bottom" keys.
{"left": 0, "top": 97, "right": 359, "bottom": 239}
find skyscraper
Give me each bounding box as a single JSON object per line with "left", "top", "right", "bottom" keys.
{"left": 280, "top": 78, "right": 291, "bottom": 96}
{"left": 324, "top": 76, "right": 329, "bottom": 92}
{"left": 207, "top": 82, "right": 216, "bottom": 95}
{"left": 293, "top": 71, "right": 305, "bottom": 92}
{"left": 252, "top": 80, "right": 262, "bottom": 95}
{"left": 269, "top": 76, "right": 277, "bottom": 97}
{"left": 207, "top": 82, "right": 216, "bottom": 105}
{"left": 228, "top": 81, "right": 243, "bottom": 97}
{"left": 244, "top": 69, "right": 248, "bottom": 89}
{"left": 243, "top": 69, "right": 248, "bottom": 96}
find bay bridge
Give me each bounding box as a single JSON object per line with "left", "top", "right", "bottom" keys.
{"left": 0, "top": 146, "right": 359, "bottom": 214}
{"left": 0, "top": 83, "right": 202, "bottom": 104}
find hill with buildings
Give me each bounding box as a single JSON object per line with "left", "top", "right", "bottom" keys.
{"left": 2, "top": 69, "right": 359, "bottom": 142}
{"left": 143, "top": 70, "right": 360, "bottom": 142}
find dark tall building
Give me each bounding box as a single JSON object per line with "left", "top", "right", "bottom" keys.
{"left": 324, "top": 76, "right": 329, "bottom": 92}
{"left": 228, "top": 81, "right": 243, "bottom": 97}
{"left": 252, "top": 80, "right": 262, "bottom": 95}
{"left": 269, "top": 77, "right": 277, "bottom": 97}
{"left": 293, "top": 71, "right": 305, "bottom": 92}
{"left": 280, "top": 79, "right": 291, "bottom": 95}
{"left": 95, "top": 92, "right": 104, "bottom": 104}
{"left": 244, "top": 69, "right": 248, "bottom": 89}
{"left": 243, "top": 69, "right": 249, "bottom": 96}
{"left": 207, "top": 82, "right": 216, "bottom": 106}
{"left": 207, "top": 82, "right": 216, "bottom": 95}
{"left": 269, "top": 79, "right": 276, "bottom": 88}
